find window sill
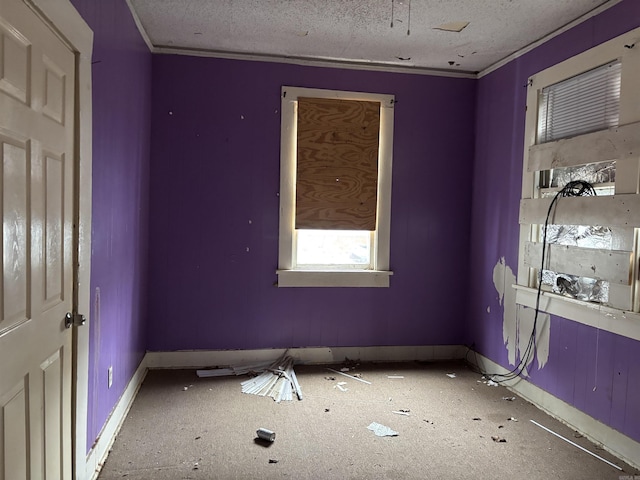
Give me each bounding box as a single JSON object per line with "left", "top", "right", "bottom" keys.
{"left": 513, "top": 284, "right": 640, "bottom": 341}
{"left": 276, "top": 269, "right": 393, "bottom": 287}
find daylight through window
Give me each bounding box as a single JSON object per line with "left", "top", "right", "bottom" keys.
{"left": 277, "top": 87, "right": 395, "bottom": 287}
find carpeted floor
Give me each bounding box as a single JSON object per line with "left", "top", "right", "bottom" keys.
{"left": 97, "top": 360, "right": 638, "bottom": 479}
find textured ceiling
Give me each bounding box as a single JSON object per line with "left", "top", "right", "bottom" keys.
{"left": 129, "top": 0, "right": 617, "bottom": 75}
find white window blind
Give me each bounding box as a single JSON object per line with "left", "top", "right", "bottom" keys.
{"left": 537, "top": 61, "right": 621, "bottom": 143}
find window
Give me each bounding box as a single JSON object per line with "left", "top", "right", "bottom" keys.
{"left": 516, "top": 27, "right": 640, "bottom": 335}
{"left": 277, "top": 87, "right": 395, "bottom": 287}
{"left": 537, "top": 60, "right": 621, "bottom": 144}
{"left": 535, "top": 61, "right": 622, "bottom": 304}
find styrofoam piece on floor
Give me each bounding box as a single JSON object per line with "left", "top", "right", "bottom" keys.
{"left": 367, "top": 422, "right": 398, "bottom": 437}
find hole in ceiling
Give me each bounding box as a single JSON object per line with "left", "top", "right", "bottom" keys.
{"left": 434, "top": 21, "right": 469, "bottom": 33}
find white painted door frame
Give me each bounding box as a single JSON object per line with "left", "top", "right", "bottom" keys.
{"left": 26, "top": 1, "right": 93, "bottom": 478}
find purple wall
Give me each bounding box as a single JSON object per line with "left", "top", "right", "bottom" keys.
{"left": 70, "top": 0, "right": 152, "bottom": 451}
{"left": 69, "top": 0, "right": 640, "bottom": 457}
{"left": 147, "top": 58, "right": 476, "bottom": 351}
{"left": 468, "top": 0, "right": 640, "bottom": 442}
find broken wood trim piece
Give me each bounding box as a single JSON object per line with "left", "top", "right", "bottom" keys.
{"left": 527, "top": 121, "right": 640, "bottom": 173}
{"left": 239, "top": 355, "right": 302, "bottom": 402}
{"left": 529, "top": 420, "right": 622, "bottom": 471}
{"left": 523, "top": 241, "right": 633, "bottom": 285}
{"left": 196, "top": 360, "right": 276, "bottom": 377}
{"left": 196, "top": 368, "right": 235, "bottom": 377}
{"left": 327, "top": 368, "right": 372, "bottom": 385}
{"left": 520, "top": 194, "right": 640, "bottom": 227}
{"left": 289, "top": 368, "right": 304, "bottom": 400}
{"left": 392, "top": 410, "right": 410, "bottom": 416}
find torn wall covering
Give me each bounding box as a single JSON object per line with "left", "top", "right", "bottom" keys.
{"left": 492, "top": 258, "right": 550, "bottom": 372}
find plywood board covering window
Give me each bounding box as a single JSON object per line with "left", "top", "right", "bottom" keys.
{"left": 296, "top": 97, "right": 380, "bottom": 230}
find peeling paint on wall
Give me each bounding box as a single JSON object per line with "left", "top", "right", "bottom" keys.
{"left": 517, "top": 305, "right": 550, "bottom": 372}
{"left": 492, "top": 258, "right": 550, "bottom": 372}
{"left": 493, "top": 257, "right": 517, "bottom": 365}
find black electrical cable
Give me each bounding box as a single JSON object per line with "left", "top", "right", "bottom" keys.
{"left": 478, "top": 180, "right": 596, "bottom": 383}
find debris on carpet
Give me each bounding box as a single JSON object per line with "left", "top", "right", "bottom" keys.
{"left": 327, "top": 367, "right": 371, "bottom": 385}
{"left": 367, "top": 422, "right": 399, "bottom": 437}
{"left": 240, "top": 356, "right": 303, "bottom": 402}
{"left": 196, "top": 354, "right": 302, "bottom": 402}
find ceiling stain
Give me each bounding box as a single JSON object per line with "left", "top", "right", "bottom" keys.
{"left": 433, "top": 21, "right": 470, "bottom": 33}
{"left": 130, "top": 0, "right": 614, "bottom": 73}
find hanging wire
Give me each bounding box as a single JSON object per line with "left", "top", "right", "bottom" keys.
{"left": 476, "top": 180, "right": 597, "bottom": 383}
{"left": 390, "top": 0, "right": 394, "bottom": 27}
{"left": 390, "top": 0, "right": 410, "bottom": 34}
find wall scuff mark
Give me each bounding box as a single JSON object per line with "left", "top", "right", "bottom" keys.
{"left": 492, "top": 258, "right": 550, "bottom": 373}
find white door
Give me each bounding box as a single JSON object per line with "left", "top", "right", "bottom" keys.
{"left": 0, "top": 0, "right": 76, "bottom": 478}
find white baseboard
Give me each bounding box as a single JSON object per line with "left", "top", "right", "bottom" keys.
{"left": 80, "top": 345, "right": 462, "bottom": 479}
{"left": 473, "top": 353, "right": 640, "bottom": 470}
{"left": 80, "top": 347, "right": 639, "bottom": 477}
{"left": 144, "top": 344, "right": 466, "bottom": 369}
{"left": 84, "top": 356, "right": 148, "bottom": 480}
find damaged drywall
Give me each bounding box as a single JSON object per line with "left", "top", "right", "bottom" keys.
{"left": 493, "top": 258, "right": 517, "bottom": 365}
{"left": 492, "top": 258, "right": 550, "bottom": 372}
{"left": 517, "top": 305, "right": 550, "bottom": 372}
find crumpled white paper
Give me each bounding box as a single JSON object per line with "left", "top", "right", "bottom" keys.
{"left": 367, "top": 422, "right": 398, "bottom": 437}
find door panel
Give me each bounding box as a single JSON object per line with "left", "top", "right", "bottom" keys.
{"left": 0, "top": 0, "right": 75, "bottom": 479}
{"left": 1, "top": 379, "right": 29, "bottom": 480}
{"left": 42, "top": 349, "right": 63, "bottom": 480}
{"left": 44, "top": 152, "right": 65, "bottom": 309}
{"left": 0, "top": 18, "right": 30, "bottom": 105}
{"left": 1, "top": 136, "right": 29, "bottom": 330}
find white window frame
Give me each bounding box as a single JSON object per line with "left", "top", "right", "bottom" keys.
{"left": 516, "top": 27, "right": 640, "bottom": 341}
{"left": 276, "top": 86, "right": 394, "bottom": 287}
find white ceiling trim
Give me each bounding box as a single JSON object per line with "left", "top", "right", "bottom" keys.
{"left": 125, "top": 0, "right": 621, "bottom": 81}
{"left": 151, "top": 45, "right": 477, "bottom": 79}
{"left": 478, "top": 0, "right": 624, "bottom": 78}
{"left": 126, "top": 0, "right": 153, "bottom": 52}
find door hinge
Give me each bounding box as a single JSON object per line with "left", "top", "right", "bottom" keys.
{"left": 65, "top": 312, "right": 86, "bottom": 328}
